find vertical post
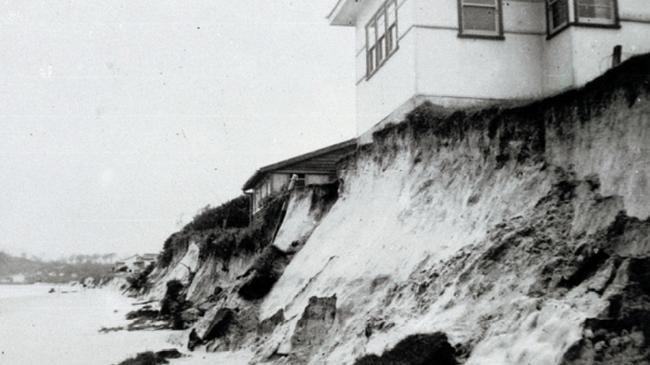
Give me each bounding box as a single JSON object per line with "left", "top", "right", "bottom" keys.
{"left": 612, "top": 45, "right": 622, "bottom": 67}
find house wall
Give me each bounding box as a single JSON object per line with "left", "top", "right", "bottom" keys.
{"left": 355, "top": 0, "right": 548, "bottom": 139}
{"left": 414, "top": 30, "right": 545, "bottom": 100}
{"left": 306, "top": 174, "right": 336, "bottom": 186}
{"left": 270, "top": 173, "right": 291, "bottom": 192}
{"left": 413, "top": 0, "right": 546, "bottom": 103}
{"left": 354, "top": 0, "right": 417, "bottom": 135}
{"left": 251, "top": 174, "right": 289, "bottom": 213}
{"left": 542, "top": 28, "right": 576, "bottom": 94}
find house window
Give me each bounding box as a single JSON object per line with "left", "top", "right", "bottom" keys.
{"left": 365, "top": 0, "right": 398, "bottom": 78}
{"left": 547, "top": 0, "right": 570, "bottom": 34}
{"left": 458, "top": 0, "right": 503, "bottom": 37}
{"left": 295, "top": 174, "right": 306, "bottom": 188}
{"left": 575, "top": 0, "right": 617, "bottom": 25}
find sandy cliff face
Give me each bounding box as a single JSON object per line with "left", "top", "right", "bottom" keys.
{"left": 152, "top": 55, "right": 650, "bottom": 364}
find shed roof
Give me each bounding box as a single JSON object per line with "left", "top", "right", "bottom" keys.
{"left": 242, "top": 138, "right": 357, "bottom": 191}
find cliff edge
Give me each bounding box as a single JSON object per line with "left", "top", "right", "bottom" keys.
{"left": 145, "top": 54, "right": 650, "bottom": 365}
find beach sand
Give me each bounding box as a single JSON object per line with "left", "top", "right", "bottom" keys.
{"left": 0, "top": 284, "right": 251, "bottom": 365}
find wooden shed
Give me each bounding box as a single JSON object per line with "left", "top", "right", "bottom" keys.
{"left": 242, "top": 138, "right": 357, "bottom": 215}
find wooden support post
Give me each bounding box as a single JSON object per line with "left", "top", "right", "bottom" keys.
{"left": 612, "top": 45, "right": 622, "bottom": 68}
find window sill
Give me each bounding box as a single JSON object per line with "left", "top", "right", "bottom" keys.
{"left": 547, "top": 21, "right": 620, "bottom": 40}
{"left": 546, "top": 22, "right": 571, "bottom": 40}
{"left": 457, "top": 33, "right": 505, "bottom": 40}
{"left": 573, "top": 21, "right": 621, "bottom": 29}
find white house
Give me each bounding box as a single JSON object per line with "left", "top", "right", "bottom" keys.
{"left": 113, "top": 253, "right": 157, "bottom": 273}
{"left": 328, "top": 0, "right": 650, "bottom": 138}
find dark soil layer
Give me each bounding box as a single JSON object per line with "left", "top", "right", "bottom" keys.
{"left": 352, "top": 53, "right": 650, "bottom": 169}
{"left": 160, "top": 279, "right": 193, "bottom": 329}
{"left": 238, "top": 245, "right": 290, "bottom": 300}
{"left": 289, "top": 295, "right": 338, "bottom": 362}
{"left": 354, "top": 333, "right": 457, "bottom": 365}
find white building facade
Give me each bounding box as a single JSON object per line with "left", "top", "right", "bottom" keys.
{"left": 328, "top": 0, "right": 650, "bottom": 137}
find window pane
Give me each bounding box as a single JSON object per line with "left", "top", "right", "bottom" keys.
{"left": 577, "top": 0, "right": 615, "bottom": 20}
{"left": 387, "top": 1, "right": 397, "bottom": 25}
{"left": 367, "top": 22, "right": 376, "bottom": 47}
{"left": 463, "top": 6, "right": 497, "bottom": 31}
{"left": 549, "top": 0, "right": 569, "bottom": 29}
{"left": 376, "top": 36, "right": 385, "bottom": 65}
{"left": 377, "top": 12, "right": 386, "bottom": 36}
{"left": 367, "top": 47, "right": 375, "bottom": 74}
{"left": 387, "top": 24, "right": 397, "bottom": 53}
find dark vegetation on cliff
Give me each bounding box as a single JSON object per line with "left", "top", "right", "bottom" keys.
{"left": 157, "top": 195, "right": 251, "bottom": 268}
{"left": 127, "top": 263, "right": 155, "bottom": 292}
{"left": 157, "top": 193, "right": 288, "bottom": 271}
{"left": 238, "top": 245, "right": 290, "bottom": 300}
{"left": 126, "top": 193, "right": 291, "bottom": 330}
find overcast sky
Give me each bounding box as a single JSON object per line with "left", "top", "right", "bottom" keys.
{"left": 0, "top": 1, "right": 356, "bottom": 259}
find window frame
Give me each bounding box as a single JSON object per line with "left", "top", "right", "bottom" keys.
{"left": 295, "top": 173, "right": 306, "bottom": 188}
{"left": 546, "top": 0, "right": 620, "bottom": 39}
{"left": 546, "top": 0, "right": 571, "bottom": 37}
{"left": 573, "top": 0, "right": 620, "bottom": 27}
{"left": 457, "top": 0, "right": 505, "bottom": 40}
{"left": 365, "top": 0, "right": 399, "bottom": 80}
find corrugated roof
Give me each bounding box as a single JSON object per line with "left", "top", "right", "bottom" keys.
{"left": 242, "top": 138, "right": 357, "bottom": 191}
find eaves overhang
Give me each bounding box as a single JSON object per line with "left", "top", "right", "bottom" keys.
{"left": 327, "top": 0, "right": 362, "bottom": 26}
{"left": 242, "top": 138, "right": 357, "bottom": 191}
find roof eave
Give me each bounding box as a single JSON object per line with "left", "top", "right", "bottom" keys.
{"left": 242, "top": 170, "right": 264, "bottom": 191}
{"left": 327, "top": 0, "right": 360, "bottom": 26}
{"left": 241, "top": 138, "right": 357, "bottom": 192}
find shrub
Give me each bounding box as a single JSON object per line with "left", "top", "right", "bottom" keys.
{"left": 238, "top": 245, "right": 289, "bottom": 300}
{"left": 158, "top": 232, "right": 190, "bottom": 268}
{"left": 160, "top": 280, "right": 186, "bottom": 316}
{"left": 198, "top": 230, "right": 238, "bottom": 262}
{"left": 127, "top": 263, "right": 155, "bottom": 292}
{"left": 184, "top": 195, "right": 249, "bottom": 232}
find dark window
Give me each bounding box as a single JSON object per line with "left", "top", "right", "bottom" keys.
{"left": 296, "top": 174, "right": 306, "bottom": 188}
{"left": 547, "top": 0, "right": 570, "bottom": 34}
{"left": 576, "top": 0, "right": 617, "bottom": 24}
{"left": 459, "top": 0, "right": 503, "bottom": 37}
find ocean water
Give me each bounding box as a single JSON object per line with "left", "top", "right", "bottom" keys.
{"left": 0, "top": 284, "right": 251, "bottom": 365}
